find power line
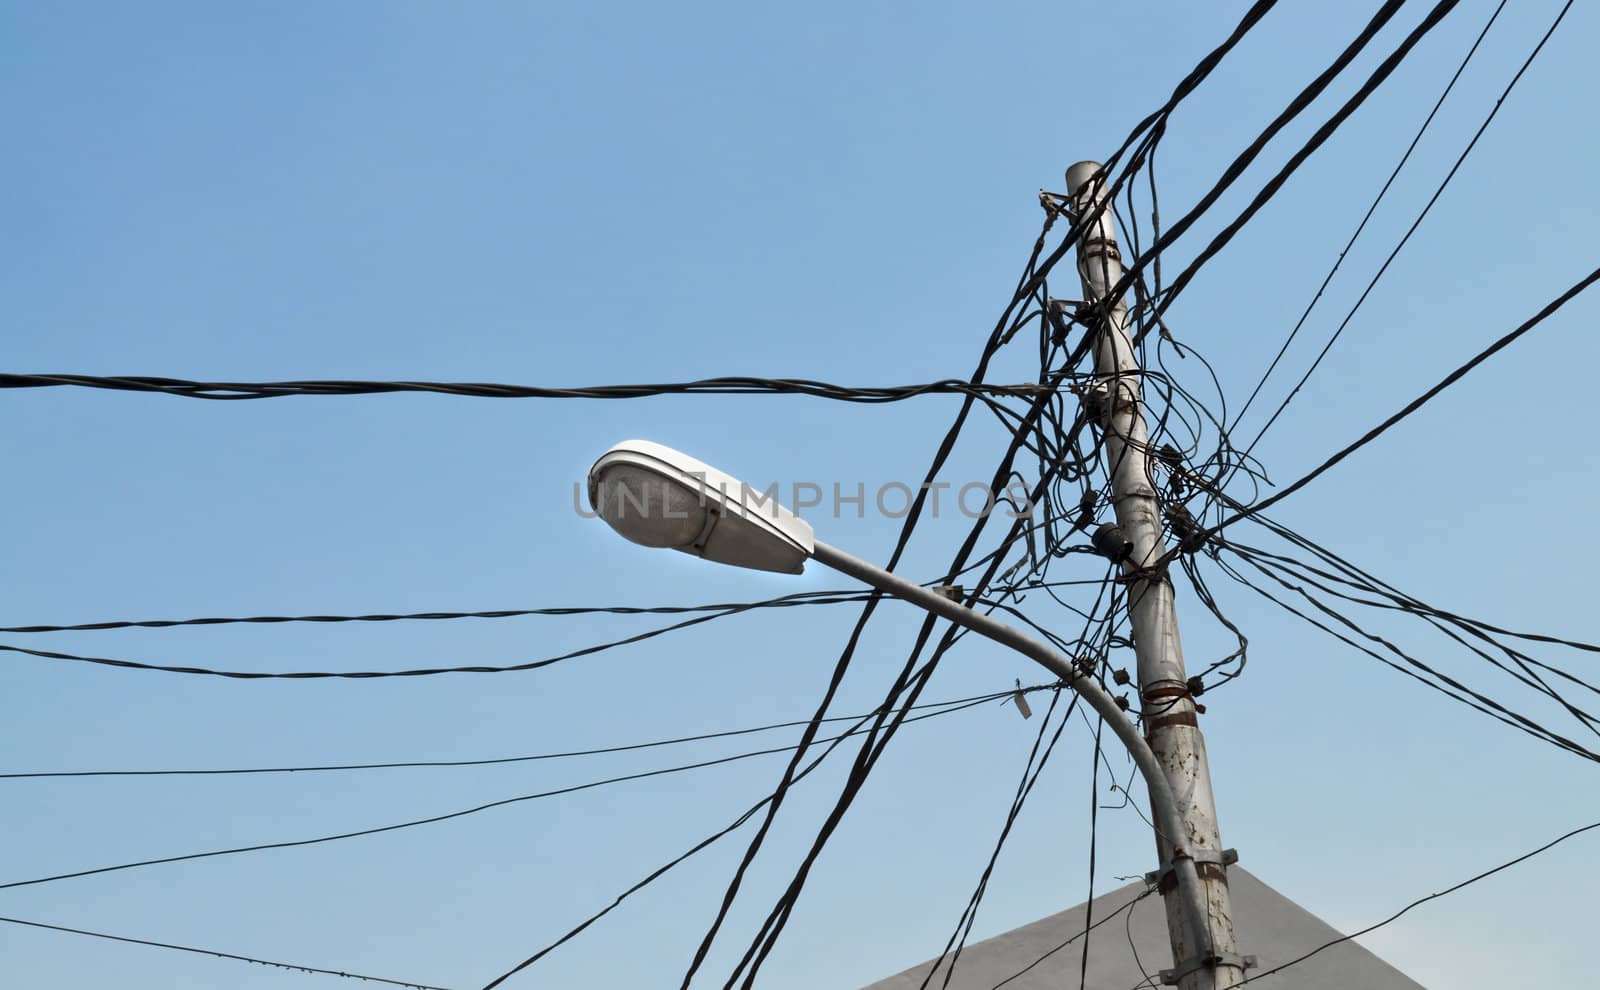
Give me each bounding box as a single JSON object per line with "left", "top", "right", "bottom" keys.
{"left": 0, "top": 581, "right": 1086, "bottom": 637}
{"left": 1164, "top": 465, "right": 1600, "bottom": 754}
{"left": 1217, "top": 548, "right": 1600, "bottom": 763}
{"left": 0, "top": 373, "right": 1047, "bottom": 405}
{"left": 1212, "top": 261, "right": 1600, "bottom": 536}
{"left": 0, "top": 591, "right": 872, "bottom": 635}
{"left": 0, "top": 686, "right": 1023, "bottom": 893}
{"left": 1232, "top": 0, "right": 1573, "bottom": 463}
{"left": 1148, "top": 0, "right": 1465, "bottom": 324}
{"left": 0, "top": 594, "right": 810, "bottom": 679}
{"left": 0, "top": 582, "right": 1082, "bottom": 679}
{"left": 0, "top": 914, "right": 449, "bottom": 989}
{"left": 1077, "top": 714, "right": 1106, "bottom": 988}
{"left": 917, "top": 689, "right": 1077, "bottom": 990}
{"left": 1229, "top": 539, "right": 1600, "bottom": 713}
{"left": 475, "top": 658, "right": 964, "bottom": 989}
{"left": 0, "top": 685, "right": 1048, "bottom": 780}
{"left": 1110, "top": 0, "right": 1417, "bottom": 338}
{"left": 1228, "top": 0, "right": 1508, "bottom": 433}
{"left": 1239, "top": 819, "right": 1600, "bottom": 984}
{"left": 988, "top": 888, "right": 1154, "bottom": 990}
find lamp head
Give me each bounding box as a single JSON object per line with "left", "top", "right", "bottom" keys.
{"left": 587, "top": 440, "right": 814, "bottom": 575}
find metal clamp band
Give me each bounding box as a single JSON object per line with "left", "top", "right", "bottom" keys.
{"left": 1144, "top": 847, "right": 1237, "bottom": 890}
{"left": 1145, "top": 710, "right": 1199, "bottom": 733}
{"left": 1160, "top": 951, "right": 1257, "bottom": 986}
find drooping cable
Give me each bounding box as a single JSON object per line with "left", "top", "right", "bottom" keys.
{"left": 1230, "top": 0, "right": 1574, "bottom": 470}
{"left": 1226, "top": 0, "right": 1508, "bottom": 432}
{"left": 1238, "top": 820, "right": 1600, "bottom": 985}
{"left": 0, "top": 915, "right": 449, "bottom": 989}
{"left": 0, "top": 686, "right": 1046, "bottom": 781}
{"left": 0, "top": 690, "right": 1015, "bottom": 894}
{"left": 1212, "top": 262, "right": 1600, "bottom": 536}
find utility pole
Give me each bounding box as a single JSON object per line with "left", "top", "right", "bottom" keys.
{"left": 1066, "top": 161, "right": 1246, "bottom": 990}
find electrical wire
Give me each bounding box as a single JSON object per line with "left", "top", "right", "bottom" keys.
{"left": 477, "top": 655, "right": 1007, "bottom": 989}
{"left": 0, "top": 591, "right": 873, "bottom": 635}
{"left": 1217, "top": 548, "right": 1600, "bottom": 763}
{"left": 1077, "top": 715, "right": 1105, "bottom": 988}
{"left": 0, "top": 592, "right": 844, "bottom": 679}
{"left": 0, "top": 915, "right": 449, "bottom": 989}
{"left": 1212, "top": 261, "right": 1600, "bottom": 537}
{"left": 0, "top": 373, "right": 1045, "bottom": 406}
{"left": 1230, "top": 0, "right": 1574, "bottom": 472}
{"left": 1147, "top": 0, "right": 1468, "bottom": 326}
{"left": 0, "top": 686, "right": 1025, "bottom": 894}
{"left": 1226, "top": 0, "right": 1509, "bottom": 433}
{"left": 987, "top": 887, "right": 1154, "bottom": 990}
{"left": 1238, "top": 819, "right": 1600, "bottom": 985}
{"left": 0, "top": 686, "right": 1050, "bottom": 780}
{"left": 916, "top": 689, "right": 1077, "bottom": 990}
{"left": 1110, "top": 0, "right": 1418, "bottom": 338}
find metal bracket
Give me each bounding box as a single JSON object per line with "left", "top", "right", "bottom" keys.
{"left": 1144, "top": 847, "right": 1237, "bottom": 889}
{"left": 1159, "top": 951, "right": 1257, "bottom": 986}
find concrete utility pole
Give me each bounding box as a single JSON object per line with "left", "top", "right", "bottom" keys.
{"left": 1066, "top": 161, "right": 1245, "bottom": 990}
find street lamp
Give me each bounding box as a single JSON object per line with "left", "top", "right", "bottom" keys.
{"left": 586, "top": 438, "right": 1216, "bottom": 967}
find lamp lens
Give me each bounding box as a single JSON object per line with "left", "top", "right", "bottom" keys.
{"left": 592, "top": 464, "right": 709, "bottom": 549}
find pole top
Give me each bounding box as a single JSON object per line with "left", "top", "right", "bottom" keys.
{"left": 1065, "top": 160, "right": 1107, "bottom": 197}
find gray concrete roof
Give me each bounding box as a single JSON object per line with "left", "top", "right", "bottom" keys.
{"left": 862, "top": 868, "right": 1424, "bottom": 990}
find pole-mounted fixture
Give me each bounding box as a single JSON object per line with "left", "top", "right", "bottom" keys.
{"left": 584, "top": 438, "right": 1219, "bottom": 969}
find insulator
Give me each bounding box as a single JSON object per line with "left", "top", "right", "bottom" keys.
{"left": 1092, "top": 522, "right": 1134, "bottom": 563}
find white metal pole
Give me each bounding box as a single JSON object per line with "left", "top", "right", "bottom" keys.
{"left": 1066, "top": 160, "right": 1243, "bottom": 990}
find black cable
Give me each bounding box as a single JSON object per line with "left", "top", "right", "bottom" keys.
{"left": 0, "top": 686, "right": 1047, "bottom": 780}
{"left": 988, "top": 888, "right": 1154, "bottom": 990}
{"left": 1149, "top": 0, "right": 1466, "bottom": 324}
{"left": 1124, "top": 888, "right": 1156, "bottom": 990}
{"left": 1107, "top": 0, "right": 1415, "bottom": 339}
{"left": 1233, "top": 0, "right": 1572, "bottom": 466}
{"left": 1212, "top": 262, "right": 1600, "bottom": 537}
{"left": 916, "top": 689, "right": 1078, "bottom": 990}
{"left": 473, "top": 655, "right": 1004, "bottom": 985}
{"left": 1000, "top": 0, "right": 1283, "bottom": 360}
{"left": 1239, "top": 820, "right": 1600, "bottom": 984}
{"left": 0, "top": 373, "right": 1043, "bottom": 406}
{"left": 1227, "top": 0, "right": 1508, "bottom": 433}
{"left": 1218, "top": 549, "right": 1600, "bottom": 762}
{"left": 0, "top": 591, "right": 873, "bottom": 635}
{"left": 1229, "top": 539, "right": 1600, "bottom": 718}
{"left": 1185, "top": 467, "right": 1600, "bottom": 707}
{"left": 0, "top": 592, "right": 829, "bottom": 679}
{"left": 0, "top": 914, "right": 449, "bottom": 989}
{"left": 1077, "top": 715, "right": 1105, "bottom": 988}
{"left": 0, "top": 687, "right": 1017, "bottom": 893}
{"left": 476, "top": 654, "right": 988, "bottom": 989}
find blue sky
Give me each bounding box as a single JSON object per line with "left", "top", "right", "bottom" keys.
{"left": 3, "top": 1, "right": 1597, "bottom": 987}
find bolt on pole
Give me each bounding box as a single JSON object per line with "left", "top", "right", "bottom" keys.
{"left": 1066, "top": 160, "right": 1244, "bottom": 990}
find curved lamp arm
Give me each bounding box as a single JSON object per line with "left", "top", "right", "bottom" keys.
{"left": 810, "top": 539, "right": 1213, "bottom": 959}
